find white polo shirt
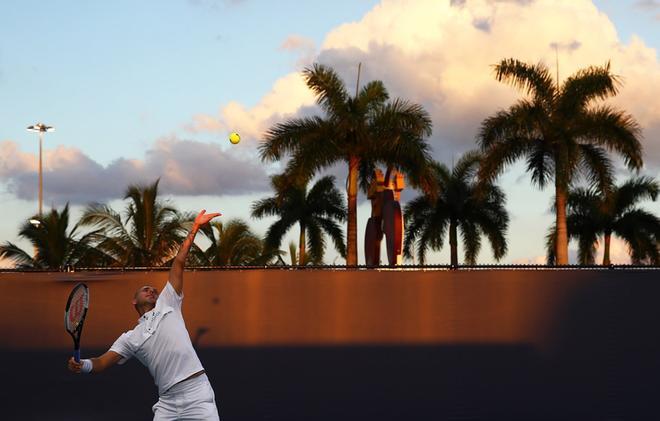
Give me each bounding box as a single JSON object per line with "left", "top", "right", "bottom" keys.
{"left": 109, "top": 281, "right": 204, "bottom": 395}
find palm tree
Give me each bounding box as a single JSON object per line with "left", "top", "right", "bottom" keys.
{"left": 260, "top": 63, "right": 435, "bottom": 265}
{"left": 191, "top": 218, "right": 264, "bottom": 266}
{"left": 251, "top": 174, "right": 347, "bottom": 265}
{"left": 478, "top": 59, "right": 643, "bottom": 265}
{"left": 79, "top": 180, "right": 186, "bottom": 267}
{"left": 0, "top": 204, "right": 107, "bottom": 269}
{"left": 403, "top": 152, "right": 509, "bottom": 265}
{"left": 546, "top": 176, "right": 660, "bottom": 265}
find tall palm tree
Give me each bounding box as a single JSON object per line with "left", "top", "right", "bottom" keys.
{"left": 260, "top": 63, "right": 435, "bottom": 265}
{"left": 546, "top": 176, "right": 660, "bottom": 265}
{"left": 478, "top": 59, "right": 643, "bottom": 265}
{"left": 251, "top": 174, "right": 347, "bottom": 265}
{"left": 403, "top": 152, "right": 509, "bottom": 265}
{"left": 79, "top": 180, "right": 185, "bottom": 267}
{"left": 0, "top": 204, "right": 107, "bottom": 269}
{"left": 191, "top": 218, "right": 264, "bottom": 266}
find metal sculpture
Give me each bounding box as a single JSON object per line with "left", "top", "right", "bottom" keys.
{"left": 365, "top": 169, "right": 405, "bottom": 266}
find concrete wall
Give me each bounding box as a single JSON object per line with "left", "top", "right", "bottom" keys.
{"left": 1, "top": 268, "right": 656, "bottom": 350}
{"left": 2, "top": 269, "right": 659, "bottom": 419}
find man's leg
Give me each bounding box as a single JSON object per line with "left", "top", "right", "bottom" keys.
{"left": 179, "top": 375, "right": 220, "bottom": 420}
{"left": 152, "top": 395, "right": 179, "bottom": 421}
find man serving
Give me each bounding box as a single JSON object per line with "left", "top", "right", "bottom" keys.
{"left": 68, "top": 210, "right": 221, "bottom": 420}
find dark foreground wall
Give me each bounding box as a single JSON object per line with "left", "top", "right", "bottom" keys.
{"left": 1, "top": 268, "right": 659, "bottom": 420}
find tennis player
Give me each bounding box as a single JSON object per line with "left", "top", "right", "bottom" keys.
{"left": 68, "top": 210, "right": 221, "bottom": 420}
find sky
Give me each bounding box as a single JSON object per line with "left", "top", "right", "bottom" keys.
{"left": 1, "top": 0, "right": 659, "bottom": 267}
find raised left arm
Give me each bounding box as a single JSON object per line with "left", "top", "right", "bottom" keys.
{"left": 169, "top": 209, "right": 221, "bottom": 295}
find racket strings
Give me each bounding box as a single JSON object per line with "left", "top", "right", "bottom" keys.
{"left": 66, "top": 288, "right": 87, "bottom": 331}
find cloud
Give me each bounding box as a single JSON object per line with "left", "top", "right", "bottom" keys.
{"left": 185, "top": 71, "right": 317, "bottom": 141}
{"left": 0, "top": 256, "right": 14, "bottom": 269}
{"left": 187, "top": 0, "right": 245, "bottom": 10}
{"left": 187, "top": 0, "right": 660, "bottom": 173}
{"left": 511, "top": 254, "right": 547, "bottom": 265}
{"left": 594, "top": 236, "right": 633, "bottom": 264}
{"left": 634, "top": 0, "right": 659, "bottom": 10}
{"left": 0, "top": 137, "right": 269, "bottom": 204}
{"left": 280, "top": 35, "right": 317, "bottom": 68}
{"left": 512, "top": 236, "right": 636, "bottom": 265}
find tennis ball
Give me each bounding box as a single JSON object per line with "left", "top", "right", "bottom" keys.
{"left": 229, "top": 132, "right": 240, "bottom": 144}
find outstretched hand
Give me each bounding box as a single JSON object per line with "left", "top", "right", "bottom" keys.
{"left": 193, "top": 209, "right": 221, "bottom": 229}
{"left": 67, "top": 357, "right": 83, "bottom": 373}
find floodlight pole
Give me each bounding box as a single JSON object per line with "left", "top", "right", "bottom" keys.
{"left": 38, "top": 129, "right": 43, "bottom": 215}
{"left": 27, "top": 123, "right": 54, "bottom": 216}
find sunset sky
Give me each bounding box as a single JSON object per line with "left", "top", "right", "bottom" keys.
{"left": 1, "top": 0, "right": 659, "bottom": 266}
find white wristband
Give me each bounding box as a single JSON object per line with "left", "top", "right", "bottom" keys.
{"left": 81, "top": 359, "right": 93, "bottom": 374}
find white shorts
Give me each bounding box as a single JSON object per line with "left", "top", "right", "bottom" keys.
{"left": 152, "top": 373, "right": 220, "bottom": 420}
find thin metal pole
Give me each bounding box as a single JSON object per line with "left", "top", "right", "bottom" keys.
{"left": 38, "top": 130, "right": 43, "bottom": 216}
{"left": 555, "top": 45, "right": 559, "bottom": 89}
{"left": 355, "top": 62, "right": 362, "bottom": 97}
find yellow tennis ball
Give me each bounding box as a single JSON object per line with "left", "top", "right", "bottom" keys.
{"left": 229, "top": 132, "right": 240, "bottom": 144}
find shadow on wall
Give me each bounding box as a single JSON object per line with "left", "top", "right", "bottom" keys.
{"left": 545, "top": 270, "right": 660, "bottom": 420}
{"left": 4, "top": 271, "right": 660, "bottom": 420}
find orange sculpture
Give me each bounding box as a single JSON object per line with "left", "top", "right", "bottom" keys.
{"left": 365, "top": 169, "right": 405, "bottom": 266}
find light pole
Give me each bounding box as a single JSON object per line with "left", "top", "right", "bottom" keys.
{"left": 27, "top": 123, "right": 54, "bottom": 216}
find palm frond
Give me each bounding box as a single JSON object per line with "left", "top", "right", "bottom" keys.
{"left": 251, "top": 197, "right": 281, "bottom": 219}
{"left": 493, "top": 59, "right": 555, "bottom": 104}
{"left": 577, "top": 105, "right": 643, "bottom": 170}
{"left": 303, "top": 63, "right": 350, "bottom": 117}
{"left": 315, "top": 217, "right": 347, "bottom": 258}
{"left": 260, "top": 116, "right": 330, "bottom": 162}
{"left": 614, "top": 176, "right": 659, "bottom": 215}
{"left": 557, "top": 62, "right": 619, "bottom": 114}
{"left": 357, "top": 80, "right": 389, "bottom": 113}
{"left": 452, "top": 150, "right": 481, "bottom": 182}
{"left": 576, "top": 143, "right": 614, "bottom": 192}
{"left": 460, "top": 221, "right": 481, "bottom": 265}
{"left": 0, "top": 242, "right": 35, "bottom": 269}
{"left": 305, "top": 221, "right": 325, "bottom": 264}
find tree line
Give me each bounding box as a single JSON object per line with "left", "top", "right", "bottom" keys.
{"left": 1, "top": 58, "right": 658, "bottom": 269}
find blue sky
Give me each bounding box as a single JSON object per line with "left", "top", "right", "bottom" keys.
{"left": 1, "top": 0, "right": 659, "bottom": 266}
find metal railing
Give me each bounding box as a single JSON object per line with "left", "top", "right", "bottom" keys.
{"left": 1, "top": 263, "right": 659, "bottom": 273}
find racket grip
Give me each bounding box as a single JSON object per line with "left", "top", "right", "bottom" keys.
{"left": 74, "top": 349, "right": 80, "bottom": 363}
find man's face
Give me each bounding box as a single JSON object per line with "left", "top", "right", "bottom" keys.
{"left": 133, "top": 285, "right": 159, "bottom": 308}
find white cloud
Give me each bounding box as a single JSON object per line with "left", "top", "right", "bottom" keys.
{"left": 280, "top": 35, "right": 317, "bottom": 69}
{"left": 634, "top": 0, "right": 660, "bottom": 10}
{"left": 0, "top": 137, "right": 269, "bottom": 204}
{"left": 186, "top": 72, "right": 317, "bottom": 143}
{"left": 512, "top": 236, "right": 637, "bottom": 265}
{"left": 0, "top": 255, "right": 15, "bottom": 269}
{"left": 511, "top": 255, "right": 547, "bottom": 265}
{"left": 593, "top": 235, "right": 633, "bottom": 265}
{"left": 187, "top": 0, "right": 660, "bottom": 170}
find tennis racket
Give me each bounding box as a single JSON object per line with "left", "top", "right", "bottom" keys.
{"left": 64, "top": 283, "right": 89, "bottom": 363}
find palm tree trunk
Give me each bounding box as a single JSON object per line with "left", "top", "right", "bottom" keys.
{"left": 299, "top": 223, "right": 306, "bottom": 266}
{"left": 555, "top": 182, "right": 569, "bottom": 265}
{"left": 602, "top": 231, "right": 611, "bottom": 266}
{"left": 346, "top": 156, "right": 360, "bottom": 266}
{"left": 449, "top": 219, "right": 458, "bottom": 267}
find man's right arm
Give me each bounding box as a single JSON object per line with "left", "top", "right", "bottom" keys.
{"left": 67, "top": 351, "right": 123, "bottom": 374}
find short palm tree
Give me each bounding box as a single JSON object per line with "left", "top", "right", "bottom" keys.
{"left": 251, "top": 174, "right": 347, "bottom": 265}
{"left": 404, "top": 152, "right": 509, "bottom": 265}
{"left": 546, "top": 176, "right": 660, "bottom": 265}
{"left": 0, "top": 204, "right": 107, "bottom": 269}
{"left": 478, "top": 59, "right": 643, "bottom": 265}
{"left": 192, "top": 218, "right": 264, "bottom": 266}
{"left": 79, "top": 180, "right": 186, "bottom": 267}
{"left": 260, "top": 63, "right": 435, "bottom": 265}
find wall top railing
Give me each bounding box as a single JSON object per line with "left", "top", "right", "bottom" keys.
{"left": 1, "top": 264, "right": 659, "bottom": 273}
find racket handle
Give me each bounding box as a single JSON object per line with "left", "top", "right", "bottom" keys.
{"left": 74, "top": 348, "right": 80, "bottom": 363}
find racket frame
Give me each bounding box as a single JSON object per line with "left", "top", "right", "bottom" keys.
{"left": 64, "top": 283, "right": 89, "bottom": 363}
